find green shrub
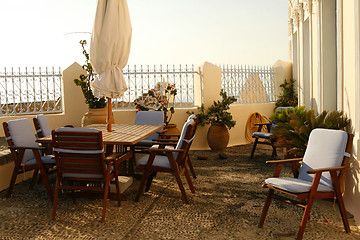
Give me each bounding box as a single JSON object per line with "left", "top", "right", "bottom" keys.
{"left": 187, "top": 89, "right": 237, "bottom": 130}
{"left": 271, "top": 107, "right": 349, "bottom": 157}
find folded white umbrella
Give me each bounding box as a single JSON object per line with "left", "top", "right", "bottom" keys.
{"left": 90, "top": 0, "right": 132, "bottom": 131}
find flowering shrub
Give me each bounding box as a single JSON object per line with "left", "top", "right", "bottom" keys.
{"left": 275, "top": 78, "right": 298, "bottom": 109}
{"left": 134, "top": 82, "right": 177, "bottom": 125}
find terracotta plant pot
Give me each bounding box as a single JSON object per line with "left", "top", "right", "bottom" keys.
{"left": 81, "top": 108, "right": 114, "bottom": 127}
{"left": 207, "top": 122, "right": 229, "bottom": 152}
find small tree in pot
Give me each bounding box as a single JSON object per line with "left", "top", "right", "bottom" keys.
{"left": 74, "top": 40, "right": 107, "bottom": 109}
{"left": 74, "top": 40, "right": 108, "bottom": 126}
{"left": 188, "top": 89, "right": 237, "bottom": 151}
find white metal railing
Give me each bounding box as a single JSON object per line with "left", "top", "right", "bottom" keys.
{"left": 221, "top": 65, "right": 276, "bottom": 104}
{"left": 0, "top": 64, "right": 275, "bottom": 116}
{"left": 114, "top": 64, "right": 197, "bottom": 109}
{"left": 0, "top": 67, "right": 62, "bottom": 116}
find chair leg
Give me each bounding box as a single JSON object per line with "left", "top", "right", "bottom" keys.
{"left": 135, "top": 170, "right": 151, "bottom": 202}
{"left": 145, "top": 172, "right": 157, "bottom": 192}
{"left": 330, "top": 171, "right": 350, "bottom": 233}
{"left": 184, "top": 166, "right": 195, "bottom": 193}
{"left": 38, "top": 166, "right": 54, "bottom": 202}
{"left": 29, "top": 169, "right": 39, "bottom": 189}
{"left": 6, "top": 164, "right": 21, "bottom": 198}
{"left": 186, "top": 155, "right": 197, "bottom": 179}
{"left": 271, "top": 145, "right": 277, "bottom": 159}
{"left": 114, "top": 174, "right": 121, "bottom": 207}
{"left": 52, "top": 179, "right": 60, "bottom": 220}
{"left": 173, "top": 168, "right": 190, "bottom": 204}
{"left": 258, "top": 189, "right": 274, "bottom": 228}
{"left": 102, "top": 179, "right": 110, "bottom": 222}
{"left": 33, "top": 150, "right": 54, "bottom": 202}
{"left": 336, "top": 191, "right": 351, "bottom": 233}
{"left": 297, "top": 197, "right": 315, "bottom": 240}
{"left": 250, "top": 138, "right": 259, "bottom": 159}
{"left": 68, "top": 180, "right": 76, "bottom": 204}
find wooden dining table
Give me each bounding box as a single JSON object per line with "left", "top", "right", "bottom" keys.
{"left": 37, "top": 123, "right": 164, "bottom": 176}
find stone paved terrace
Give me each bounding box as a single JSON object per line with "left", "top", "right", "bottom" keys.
{"left": 0, "top": 144, "right": 360, "bottom": 240}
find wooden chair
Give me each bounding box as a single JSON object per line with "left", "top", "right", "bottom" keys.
{"left": 33, "top": 114, "right": 74, "bottom": 154}
{"left": 3, "top": 118, "right": 55, "bottom": 201}
{"left": 250, "top": 122, "right": 277, "bottom": 159}
{"left": 258, "top": 128, "right": 353, "bottom": 240}
{"left": 135, "top": 117, "right": 197, "bottom": 204}
{"left": 250, "top": 107, "right": 294, "bottom": 159}
{"left": 154, "top": 114, "right": 198, "bottom": 179}
{"left": 51, "top": 127, "right": 127, "bottom": 222}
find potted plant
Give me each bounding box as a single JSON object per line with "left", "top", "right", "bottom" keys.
{"left": 275, "top": 78, "right": 298, "bottom": 109}
{"left": 188, "top": 89, "right": 237, "bottom": 152}
{"left": 134, "top": 82, "right": 179, "bottom": 133}
{"left": 74, "top": 40, "right": 110, "bottom": 126}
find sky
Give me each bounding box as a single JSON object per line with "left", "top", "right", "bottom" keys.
{"left": 0, "top": 0, "right": 289, "bottom": 70}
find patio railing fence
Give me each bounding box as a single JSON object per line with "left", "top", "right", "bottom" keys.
{"left": 221, "top": 65, "right": 276, "bottom": 104}
{"left": 0, "top": 64, "right": 276, "bottom": 116}
{"left": 115, "top": 64, "right": 197, "bottom": 109}
{"left": 0, "top": 67, "right": 62, "bottom": 116}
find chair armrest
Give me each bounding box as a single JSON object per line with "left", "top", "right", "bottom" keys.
{"left": 266, "top": 158, "right": 303, "bottom": 164}
{"left": 153, "top": 139, "right": 178, "bottom": 142}
{"left": 151, "top": 142, "right": 177, "bottom": 146}
{"left": 105, "top": 152, "right": 124, "bottom": 161}
{"left": 307, "top": 166, "right": 348, "bottom": 174}
{"left": 141, "top": 148, "right": 185, "bottom": 153}
{"left": 8, "top": 146, "right": 46, "bottom": 150}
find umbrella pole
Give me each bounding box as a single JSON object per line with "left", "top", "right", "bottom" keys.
{"left": 107, "top": 97, "right": 112, "bottom": 132}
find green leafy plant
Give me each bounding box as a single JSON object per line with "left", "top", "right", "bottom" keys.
{"left": 187, "top": 89, "right": 237, "bottom": 130}
{"left": 270, "top": 105, "right": 306, "bottom": 124}
{"left": 275, "top": 78, "right": 298, "bottom": 109}
{"left": 74, "top": 40, "right": 106, "bottom": 109}
{"left": 271, "top": 107, "right": 350, "bottom": 157}
{"left": 134, "top": 82, "right": 177, "bottom": 125}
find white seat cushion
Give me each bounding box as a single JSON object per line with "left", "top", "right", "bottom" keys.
{"left": 23, "top": 155, "right": 55, "bottom": 166}
{"left": 150, "top": 145, "right": 174, "bottom": 150}
{"left": 265, "top": 177, "right": 333, "bottom": 193}
{"left": 137, "top": 154, "right": 171, "bottom": 169}
{"left": 136, "top": 139, "right": 155, "bottom": 147}
{"left": 253, "top": 132, "right": 272, "bottom": 138}
{"left": 62, "top": 166, "right": 113, "bottom": 179}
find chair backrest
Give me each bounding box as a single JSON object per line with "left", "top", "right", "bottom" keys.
{"left": 298, "top": 128, "right": 349, "bottom": 189}
{"left": 187, "top": 114, "right": 197, "bottom": 121}
{"left": 52, "top": 127, "right": 106, "bottom": 179}
{"left": 4, "top": 118, "right": 39, "bottom": 164}
{"left": 173, "top": 117, "right": 198, "bottom": 161}
{"left": 34, "top": 114, "right": 51, "bottom": 138}
{"left": 135, "top": 111, "right": 165, "bottom": 140}
{"left": 275, "top": 106, "right": 294, "bottom": 111}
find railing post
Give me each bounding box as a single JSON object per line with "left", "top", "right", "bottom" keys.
{"left": 61, "top": 62, "right": 88, "bottom": 127}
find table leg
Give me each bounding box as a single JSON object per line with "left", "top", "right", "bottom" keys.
{"left": 128, "top": 145, "right": 136, "bottom": 176}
